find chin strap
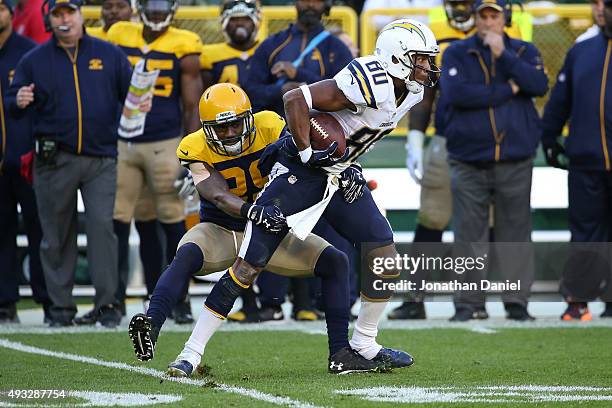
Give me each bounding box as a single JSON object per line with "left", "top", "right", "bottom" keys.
{"left": 406, "top": 80, "right": 423, "bottom": 94}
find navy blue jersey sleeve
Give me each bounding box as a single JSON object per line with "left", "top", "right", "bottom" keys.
{"left": 5, "top": 53, "right": 33, "bottom": 119}
{"left": 541, "top": 48, "right": 574, "bottom": 148}
{"left": 244, "top": 39, "right": 283, "bottom": 112}
{"left": 115, "top": 45, "right": 133, "bottom": 102}
{"left": 496, "top": 42, "right": 548, "bottom": 97}
{"left": 440, "top": 44, "right": 514, "bottom": 109}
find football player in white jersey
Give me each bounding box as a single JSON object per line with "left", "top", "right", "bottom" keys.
{"left": 169, "top": 19, "right": 440, "bottom": 372}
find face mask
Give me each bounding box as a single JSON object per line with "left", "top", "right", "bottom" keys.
{"left": 231, "top": 26, "right": 250, "bottom": 43}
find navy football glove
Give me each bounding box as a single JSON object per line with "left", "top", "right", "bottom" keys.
{"left": 304, "top": 142, "right": 350, "bottom": 168}
{"left": 340, "top": 163, "right": 366, "bottom": 203}
{"left": 241, "top": 203, "right": 287, "bottom": 234}
{"left": 543, "top": 142, "right": 568, "bottom": 170}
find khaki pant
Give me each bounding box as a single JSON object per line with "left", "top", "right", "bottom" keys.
{"left": 418, "top": 135, "right": 452, "bottom": 230}
{"left": 179, "top": 222, "right": 329, "bottom": 277}
{"left": 114, "top": 138, "right": 184, "bottom": 224}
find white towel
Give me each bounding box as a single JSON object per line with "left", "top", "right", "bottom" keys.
{"left": 286, "top": 174, "right": 339, "bottom": 240}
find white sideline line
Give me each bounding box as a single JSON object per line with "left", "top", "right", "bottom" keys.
{"left": 0, "top": 338, "right": 321, "bottom": 408}
{"left": 1, "top": 318, "right": 612, "bottom": 335}
{"left": 469, "top": 327, "right": 497, "bottom": 334}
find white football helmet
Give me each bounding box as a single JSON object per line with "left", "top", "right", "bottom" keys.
{"left": 375, "top": 19, "right": 440, "bottom": 93}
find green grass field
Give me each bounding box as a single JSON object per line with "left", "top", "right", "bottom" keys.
{"left": 1, "top": 322, "right": 612, "bottom": 407}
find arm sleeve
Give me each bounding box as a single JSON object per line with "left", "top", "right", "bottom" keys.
{"left": 200, "top": 45, "right": 213, "bottom": 70}
{"left": 243, "top": 40, "right": 283, "bottom": 112}
{"left": 496, "top": 43, "right": 548, "bottom": 97}
{"left": 116, "top": 47, "right": 133, "bottom": 102}
{"left": 440, "top": 45, "right": 514, "bottom": 109}
{"left": 5, "top": 56, "right": 33, "bottom": 119}
{"left": 177, "top": 33, "right": 203, "bottom": 59}
{"left": 541, "top": 50, "right": 573, "bottom": 148}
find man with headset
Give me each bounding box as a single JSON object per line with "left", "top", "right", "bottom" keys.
{"left": 6, "top": 0, "right": 145, "bottom": 327}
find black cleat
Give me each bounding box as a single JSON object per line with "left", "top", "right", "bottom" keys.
{"left": 450, "top": 306, "right": 489, "bottom": 322}
{"left": 97, "top": 304, "right": 121, "bottom": 328}
{"left": 257, "top": 305, "right": 284, "bottom": 322}
{"left": 387, "top": 302, "right": 426, "bottom": 320}
{"left": 0, "top": 304, "right": 19, "bottom": 324}
{"left": 601, "top": 302, "right": 612, "bottom": 318}
{"left": 128, "top": 313, "right": 159, "bottom": 361}
{"left": 74, "top": 308, "right": 97, "bottom": 325}
{"left": 328, "top": 347, "right": 389, "bottom": 375}
{"left": 505, "top": 303, "right": 535, "bottom": 321}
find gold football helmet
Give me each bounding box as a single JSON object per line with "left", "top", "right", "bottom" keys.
{"left": 199, "top": 83, "right": 255, "bottom": 156}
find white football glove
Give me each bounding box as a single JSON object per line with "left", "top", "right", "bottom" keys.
{"left": 174, "top": 169, "right": 196, "bottom": 200}
{"left": 406, "top": 129, "right": 425, "bottom": 184}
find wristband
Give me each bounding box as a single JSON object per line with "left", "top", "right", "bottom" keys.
{"left": 299, "top": 84, "right": 313, "bottom": 110}
{"left": 298, "top": 146, "right": 313, "bottom": 163}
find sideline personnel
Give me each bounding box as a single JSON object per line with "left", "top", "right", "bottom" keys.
{"left": 6, "top": 0, "right": 136, "bottom": 327}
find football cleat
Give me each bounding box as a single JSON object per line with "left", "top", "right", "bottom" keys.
{"left": 328, "top": 347, "right": 389, "bottom": 375}
{"left": 372, "top": 347, "right": 414, "bottom": 369}
{"left": 167, "top": 360, "right": 194, "bottom": 377}
{"left": 257, "top": 305, "right": 284, "bottom": 322}
{"left": 449, "top": 306, "right": 489, "bottom": 321}
{"left": 73, "top": 308, "right": 97, "bottom": 325}
{"left": 387, "top": 301, "right": 426, "bottom": 320}
{"left": 602, "top": 302, "right": 612, "bottom": 318}
{"left": 561, "top": 302, "right": 592, "bottom": 321}
{"left": 505, "top": 303, "right": 535, "bottom": 321}
{"left": 128, "top": 313, "right": 160, "bottom": 361}
{"left": 293, "top": 310, "right": 320, "bottom": 321}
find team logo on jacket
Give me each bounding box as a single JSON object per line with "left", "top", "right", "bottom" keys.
{"left": 89, "top": 59, "right": 104, "bottom": 70}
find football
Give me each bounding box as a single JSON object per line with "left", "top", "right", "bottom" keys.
{"left": 309, "top": 112, "right": 346, "bottom": 158}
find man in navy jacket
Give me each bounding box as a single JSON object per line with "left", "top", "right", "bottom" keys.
{"left": 244, "top": 0, "right": 352, "bottom": 115}
{"left": 6, "top": 0, "right": 134, "bottom": 327}
{"left": 541, "top": 0, "right": 612, "bottom": 321}
{"left": 441, "top": 0, "right": 548, "bottom": 321}
{"left": 0, "top": 0, "right": 50, "bottom": 324}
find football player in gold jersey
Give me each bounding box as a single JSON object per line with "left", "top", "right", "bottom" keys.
{"left": 128, "top": 84, "right": 386, "bottom": 376}
{"left": 107, "top": 0, "right": 203, "bottom": 324}
{"left": 86, "top": 0, "right": 131, "bottom": 41}
{"left": 84, "top": 0, "right": 167, "bottom": 323}
{"left": 200, "top": 0, "right": 261, "bottom": 91}
{"left": 391, "top": 0, "right": 531, "bottom": 320}
{"left": 200, "top": 0, "right": 263, "bottom": 323}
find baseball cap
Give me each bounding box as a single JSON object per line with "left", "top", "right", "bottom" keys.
{"left": 48, "top": 0, "right": 81, "bottom": 13}
{"left": 0, "top": 0, "right": 14, "bottom": 14}
{"left": 474, "top": 0, "right": 508, "bottom": 12}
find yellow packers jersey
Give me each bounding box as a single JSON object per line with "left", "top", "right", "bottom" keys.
{"left": 87, "top": 26, "right": 108, "bottom": 41}
{"left": 177, "top": 110, "right": 286, "bottom": 231}
{"left": 106, "top": 21, "right": 202, "bottom": 141}
{"left": 200, "top": 41, "right": 259, "bottom": 89}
